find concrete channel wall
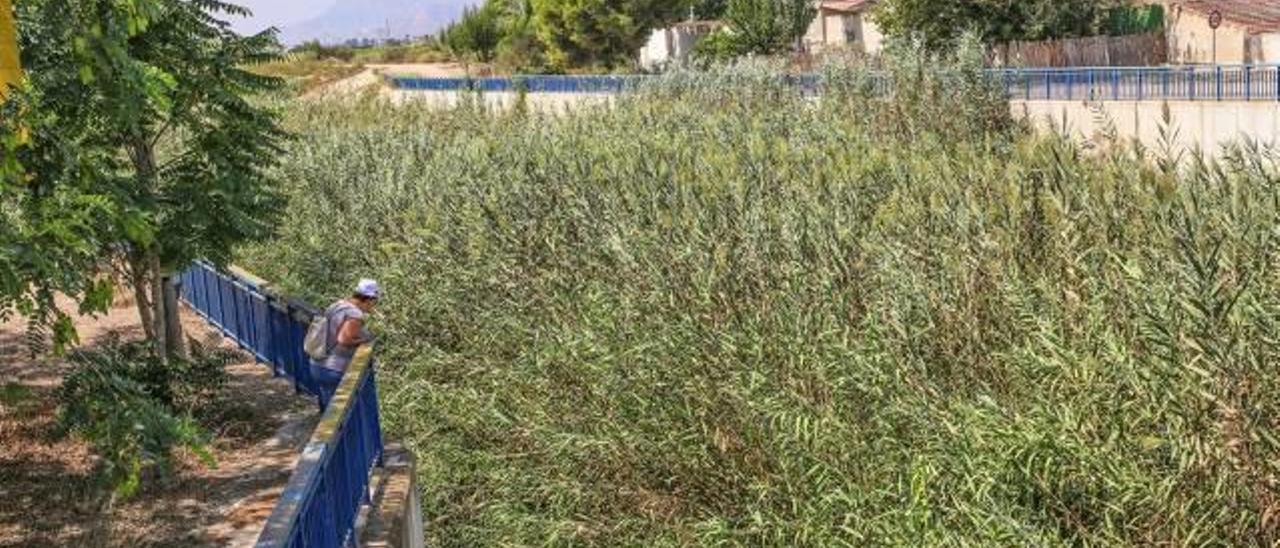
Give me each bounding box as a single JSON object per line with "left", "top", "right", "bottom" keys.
{"left": 387, "top": 87, "right": 1279, "bottom": 155}
{"left": 1012, "top": 100, "right": 1280, "bottom": 155}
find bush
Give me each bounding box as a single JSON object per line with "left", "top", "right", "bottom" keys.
{"left": 241, "top": 50, "right": 1280, "bottom": 545}
{"left": 56, "top": 337, "right": 233, "bottom": 498}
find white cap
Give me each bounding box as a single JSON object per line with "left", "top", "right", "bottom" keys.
{"left": 355, "top": 279, "right": 381, "bottom": 299}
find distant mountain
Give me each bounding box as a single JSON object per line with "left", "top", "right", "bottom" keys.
{"left": 280, "top": 0, "right": 475, "bottom": 45}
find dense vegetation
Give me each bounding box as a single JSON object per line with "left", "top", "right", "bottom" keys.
{"left": 243, "top": 45, "right": 1278, "bottom": 545}
{"left": 439, "top": 0, "right": 809, "bottom": 72}
{"left": 876, "top": 0, "right": 1166, "bottom": 50}
{"left": 2, "top": 0, "right": 285, "bottom": 499}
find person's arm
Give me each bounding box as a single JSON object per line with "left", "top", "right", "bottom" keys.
{"left": 336, "top": 317, "right": 368, "bottom": 346}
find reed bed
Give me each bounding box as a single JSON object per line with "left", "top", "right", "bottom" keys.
{"left": 241, "top": 49, "right": 1280, "bottom": 546}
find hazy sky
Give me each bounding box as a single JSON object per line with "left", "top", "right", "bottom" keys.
{"left": 229, "top": 0, "right": 339, "bottom": 34}
{"left": 228, "top": 0, "right": 479, "bottom": 44}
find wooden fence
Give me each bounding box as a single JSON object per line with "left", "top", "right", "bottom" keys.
{"left": 992, "top": 32, "right": 1167, "bottom": 68}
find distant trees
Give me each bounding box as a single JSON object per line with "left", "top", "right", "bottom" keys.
{"left": 694, "top": 0, "right": 817, "bottom": 62}
{"left": 530, "top": 0, "right": 690, "bottom": 71}
{"left": 444, "top": 2, "right": 503, "bottom": 63}
{"left": 440, "top": 0, "right": 742, "bottom": 72}
{"left": 874, "top": 0, "right": 1165, "bottom": 50}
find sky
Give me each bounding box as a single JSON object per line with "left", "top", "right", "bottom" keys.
{"left": 229, "top": 0, "right": 338, "bottom": 35}
{"left": 229, "top": 0, "right": 476, "bottom": 44}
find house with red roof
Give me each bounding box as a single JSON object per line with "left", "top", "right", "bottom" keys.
{"left": 804, "top": 0, "right": 885, "bottom": 55}
{"left": 1164, "top": 0, "right": 1280, "bottom": 64}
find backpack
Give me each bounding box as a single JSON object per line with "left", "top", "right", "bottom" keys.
{"left": 303, "top": 313, "right": 331, "bottom": 361}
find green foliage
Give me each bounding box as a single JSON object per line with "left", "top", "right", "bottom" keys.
{"left": 290, "top": 40, "right": 357, "bottom": 62}
{"left": 56, "top": 338, "right": 233, "bottom": 498}
{"left": 3, "top": 0, "right": 288, "bottom": 356}
{"left": 875, "top": 0, "right": 1159, "bottom": 50}
{"left": 723, "top": 0, "right": 815, "bottom": 55}
{"left": 445, "top": 3, "right": 504, "bottom": 63}
{"left": 691, "top": 29, "right": 745, "bottom": 63}
{"left": 691, "top": 0, "right": 729, "bottom": 19}
{"left": 245, "top": 44, "right": 1280, "bottom": 544}
{"left": 530, "top": 0, "right": 688, "bottom": 72}
{"left": 1105, "top": 4, "right": 1164, "bottom": 36}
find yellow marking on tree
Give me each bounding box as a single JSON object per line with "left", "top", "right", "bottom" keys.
{"left": 0, "top": 0, "right": 21, "bottom": 97}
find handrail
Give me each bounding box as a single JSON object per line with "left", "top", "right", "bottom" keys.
{"left": 178, "top": 262, "right": 386, "bottom": 548}
{"left": 387, "top": 65, "right": 1280, "bottom": 102}
{"left": 257, "top": 345, "right": 384, "bottom": 548}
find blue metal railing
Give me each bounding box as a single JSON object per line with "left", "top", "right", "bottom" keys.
{"left": 389, "top": 65, "right": 1280, "bottom": 102}
{"left": 178, "top": 262, "right": 386, "bottom": 548}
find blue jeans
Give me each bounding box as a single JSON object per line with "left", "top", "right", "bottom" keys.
{"left": 310, "top": 363, "right": 346, "bottom": 411}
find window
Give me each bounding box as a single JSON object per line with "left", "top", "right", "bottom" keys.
{"left": 843, "top": 15, "right": 861, "bottom": 44}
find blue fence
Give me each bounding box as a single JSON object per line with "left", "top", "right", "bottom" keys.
{"left": 390, "top": 65, "right": 1280, "bottom": 102}
{"left": 178, "top": 262, "right": 386, "bottom": 548}
{"left": 179, "top": 262, "right": 321, "bottom": 396}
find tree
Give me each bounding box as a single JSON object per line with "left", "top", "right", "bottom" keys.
{"left": 694, "top": 0, "right": 816, "bottom": 60}
{"left": 874, "top": 0, "right": 1130, "bottom": 50}
{"left": 445, "top": 3, "right": 503, "bottom": 63}
{"left": 2, "top": 0, "right": 286, "bottom": 360}
{"left": 531, "top": 0, "right": 689, "bottom": 71}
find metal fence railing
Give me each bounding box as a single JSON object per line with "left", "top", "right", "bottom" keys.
{"left": 179, "top": 262, "right": 321, "bottom": 396}
{"left": 178, "top": 262, "right": 386, "bottom": 548}
{"left": 388, "top": 65, "right": 1280, "bottom": 102}
{"left": 257, "top": 346, "right": 384, "bottom": 548}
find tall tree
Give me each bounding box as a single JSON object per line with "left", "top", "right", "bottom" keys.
{"left": 710, "top": 0, "right": 816, "bottom": 56}
{"left": 445, "top": 3, "right": 503, "bottom": 63}
{"left": 875, "top": 0, "right": 1125, "bottom": 50}
{"left": 531, "top": 0, "right": 688, "bottom": 71}
{"left": 2, "top": 0, "right": 286, "bottom": 359}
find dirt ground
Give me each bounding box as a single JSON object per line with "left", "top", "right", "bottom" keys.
{"left": 302, "top": 62, "right": 474, "bottom": 100}
{"left": 0, "top": 299, "right": 319, "bottom": 547}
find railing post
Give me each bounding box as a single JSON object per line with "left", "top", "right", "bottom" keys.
{"left": 1137, "top": 70, "right": 1145, "bottom": 101}
{"left": 1245, "top": 66, "right": 1252, "bottom": 101}
{"left": 1112, "top": 69, "right": 1120, "bottom": 101}
{"left": 1088, "top": 69, "right": 1096, "bottom": 100}
{"left": 1045, "top": 72, "right": 1051, "bottom": 100}
{"left": 1216, "top": 65, "right": 1223, "bottom": 101}
{"left": 1066, "top": 70, "right": 1074, "bottom": 101}
{"left": 1162, "top": 68, "right": 1169, "bottom": 99}
{"left": 1189, "top": 67, "right": 1196, "bottom": 100}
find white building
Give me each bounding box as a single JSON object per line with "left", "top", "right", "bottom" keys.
{"left": 639, "top": 21, "right": 725, "bottom": 71}
{"left": 804, "top": 0, "right": 884, "bottom": 55}
{"left": 1163, "top": 1, "right": 1280, "bottom": 64}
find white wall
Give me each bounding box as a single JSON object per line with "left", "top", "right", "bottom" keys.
{"left": 1167, "top": 7, "right": 1249, "bottom": 64}
{"left": 639, "top": 29, "right": 672, "bottom": 71}
{"left": 1013, "top": 100, "right": 1280, "bottom": 156}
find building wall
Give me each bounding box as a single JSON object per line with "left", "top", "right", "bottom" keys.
{"left": 861, "top": 14, "right": 885, "bottom": 54}
{"left": 1167, "top": 7, "right": 1249, "bottom": 64}
{"left": 639, "top": 29, "right": 672, "bottom": 71}
{"left": 1255, "top": 33, "right": 1280, "bottom": 64}
{"left": 806, "top": 10, "right": 884, "bottom": 54}
{"left": 640, "top": 26, "right": 716, "bottom": 71}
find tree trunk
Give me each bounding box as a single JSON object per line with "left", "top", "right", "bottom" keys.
{"left": 149, "top": 251, "right": 169, "bottom": 361}
{"left": 161, "top": 272, "right": 186, "bottom": 360}
{"left": 130, "top": 251, "right": 156, "bottom": 343}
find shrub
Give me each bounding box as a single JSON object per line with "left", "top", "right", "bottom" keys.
{"left": 56, "top": 337, "right": 233, "bottom": 498}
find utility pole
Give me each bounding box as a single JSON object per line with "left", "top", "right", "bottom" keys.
{"left": 0, "top": 0, "right": 21, "bottom": 97}
{"left": 1208, "top": 9, "right": 1222, "bottom": 65}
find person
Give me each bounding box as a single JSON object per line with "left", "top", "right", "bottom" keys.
{"left": 311, "top": 279, "right": 378, "bottom": 410}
